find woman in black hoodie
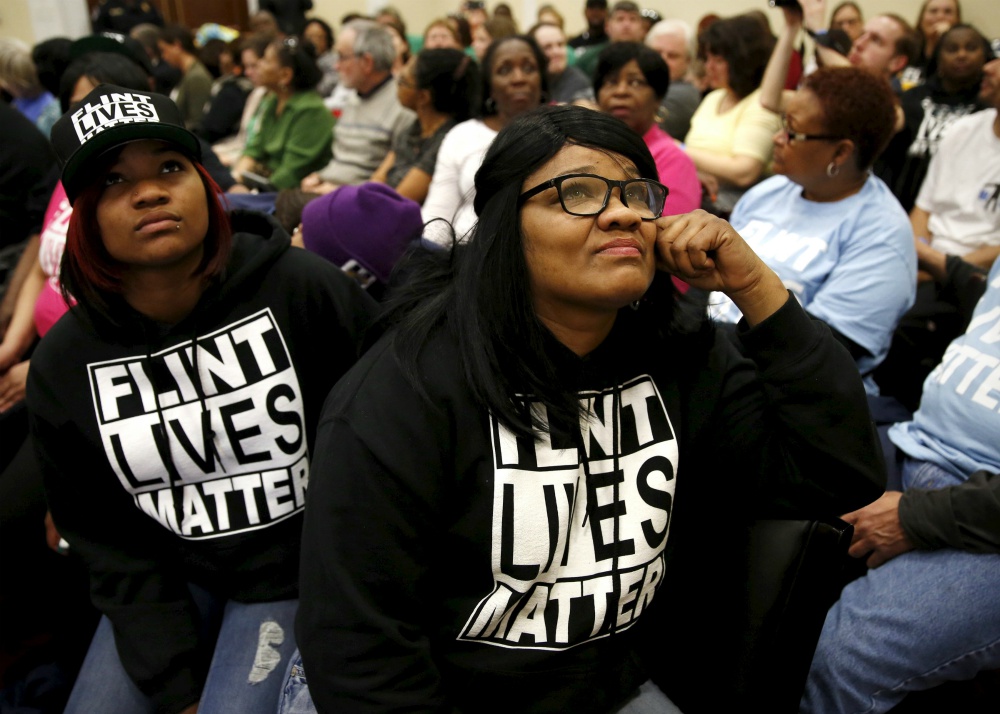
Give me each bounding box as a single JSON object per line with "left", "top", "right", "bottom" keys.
{"left": 31, "top": 83, "right": 376, "bottom": 714}
{"left": 293, "top": 105, "right": 885, "bottom": 713}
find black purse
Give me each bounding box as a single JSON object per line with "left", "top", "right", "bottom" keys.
{"left": 737, "top": 518, "right": 856, "bottom": 712}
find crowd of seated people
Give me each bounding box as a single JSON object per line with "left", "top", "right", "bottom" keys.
{"left": 1, "top": 1, "right": 999, "bottom": 713}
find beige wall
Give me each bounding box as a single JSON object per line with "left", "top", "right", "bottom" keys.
{"left": 3, "top": 0, "right": 997, "bottom": 47}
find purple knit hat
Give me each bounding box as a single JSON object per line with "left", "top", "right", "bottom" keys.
{"left": 300, "top": 183, "right": 423, "bottom": 287}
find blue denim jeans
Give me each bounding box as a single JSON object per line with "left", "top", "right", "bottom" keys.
{"left": 65, "top": 593, "right": 298, "bottom": 714}
{"left": 801, "top": 459, "right": 1000, "bottom": 714}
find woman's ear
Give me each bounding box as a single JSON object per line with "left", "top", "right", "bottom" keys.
{"left": 833, "top": 138, "right": 856, "bottom": 169}
{"left": 279, "top": 65, "right": 294, "bottom": 90}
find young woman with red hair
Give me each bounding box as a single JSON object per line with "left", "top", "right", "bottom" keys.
{"left": 32, "top": 83, "right": 376, "bottom": 714}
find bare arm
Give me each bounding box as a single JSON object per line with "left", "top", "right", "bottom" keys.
{"left": 369, "top": 151, "right": 396, "bottom": 185}
{"left": 684, "top": 148, "right": 766, "bottom": 188}
{"left": 390, "top": 168, "right": 434, "bottom": 205}
{"left": 760, "top": 7, "right": 801, "bottom": 113}
{"left": 910, "top": 206, "right": 932, "bottom": 243}
{"left": 961, "top": 244, "right": 1000, "bottom": 271}
{"left": 0, "top": 234, "right": 40, "bottom": 337}
{"left": 0, "top": 253, "right": 45, "bottom": 372}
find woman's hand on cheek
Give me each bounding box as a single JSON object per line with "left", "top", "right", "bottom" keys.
{"left": 656, "top": 210, "right": 788, "bottom": 325}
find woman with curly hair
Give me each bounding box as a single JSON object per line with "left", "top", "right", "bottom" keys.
{"left": 683, "top": 14, "right": 780, "bottom": 216}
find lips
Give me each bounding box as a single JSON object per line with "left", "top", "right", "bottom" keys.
{"left": 134, "top": 210, "right": 182, "bottom": 235}
{"left": 596, "top": 237, "right": 644, "bottom": 256}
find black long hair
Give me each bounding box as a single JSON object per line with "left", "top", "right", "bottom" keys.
{"left": 386, "top": 105, "right": 695, "bottom": 437}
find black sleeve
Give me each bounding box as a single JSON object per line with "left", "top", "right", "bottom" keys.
{"left": 296, "top": 341, "right": 456, "bottom": 714}
{"left": 899, "top": 470, "right": 1000, "bottom": 552}
{"left": 809, "top": 314, "right": 873, "bottom": 362}
{"left": 938, "top": 254, "right": 989, "bottom": 329}
{"left": 29, "top": 395, "right": 207, "bottom": 714}
{"left": 718, "top": 295, "right": 886, "bottom": 516}
{"left": 194, "top": 81, "right": 248, "bottom": 144}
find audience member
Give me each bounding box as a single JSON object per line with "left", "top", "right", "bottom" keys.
{"left": 530, "top": 22, "right": 594, "bottom": 104}
{"left": 383, "top": 22, "right": 412, "bottom": 75}
{"left": 157, "top": 23, "right": 213, "bottom": 128}
{"left": 536, "top": 4, "right": 565, "bottom": 30}
{"left": 232, "top": 36, "right": 333, "bottom": 191}
{"left": 422, "top": 34, "right": 546, "bottom": 241}
{"left": 370, "top": 48, "right": 478, "bottom": 203}
{"left": 575, "top": 1, "right": 647, "bottom": 77}
{"left": 259, "top": 0, "right": 313, "bottom": 36}
{"left": 472, "top": 16, "right": 518, "bottom": 61}
{"left": 38, "top": 81, "right": 375, "bottom": 714}
{"left": 848, "top": 13, "right": 919, "bottom": 82}
{"left": 131, "top": 22, "right": 181, "bottom": 94}
{"left": 194, "top": 38, "right": 253, "bottom": 144}
{"left": 303, "top": 17, "right": 339, "bottom": 96}
{"left": 684, "top": 14, "right": 780, "bottom": 215}
{"left": 91, "top": 0, "right": 163, "bottom": 35}
{"left": 292, "top": 104, "right": 883, "bottom": 714}
{"left": 888, "top": 24, "right": 992, "bottom": 212}
{"left": 0, "top": 103, "right": 57, "bottom": 260}
{"left": 0, "top": 38, "right": 62, "bottom": 136}
{"left": 423, "top": 18, "right": 463, "bottom": 50}
{"left": 911, "top": 58, "right": 1000, "bottom": 267}
{"left": 594, "top": 42, "right": 700, "bottom": 216}
{"left": 213, "top": 33, "right": 271, "bottom": 167}
{"left": 803, "top": 253, "right": 1000, "bottom": 714}
{"left": 568, "top": 0, "right": 609, "bottom": 59}
{"left": 708, "top": 67, "right": 915, "bottom": 393}
{"left": 644, "top": 19, "right": 701, "bottom": 140}
{"left": 298, "top": 182, "right": 422, "bottom": 299}
{"left": 876, "top": 58, "right": 1000, "bottom": 407}
{"left": 901, "top": 0, "right": 962, "bottom": 89}
{"left": 301, "top": 21, "right": 414, "bottom": 191}
{"left": 829, "top": 1, "right": 864, "bottom": 41}
{"left": 250, "top": 9, "right": 283, "bottom": 38}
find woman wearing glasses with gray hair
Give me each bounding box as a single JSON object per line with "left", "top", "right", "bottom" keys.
{"left": 707, "top": 66, "right": 916, "bottom": 394}
{"left": 293, "top": 105, "right": 884, "bottom": 713}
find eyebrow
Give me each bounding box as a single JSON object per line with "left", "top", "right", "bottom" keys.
{"left": 558, "top": 164, "right": 642, "bottom": 178}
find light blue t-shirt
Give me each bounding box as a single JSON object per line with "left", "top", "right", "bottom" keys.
{"left": 710, "top": 174, "right": 916, "bottom": 383}
{"left": 890, "top": 259, "right": 1000, "bottom": 479}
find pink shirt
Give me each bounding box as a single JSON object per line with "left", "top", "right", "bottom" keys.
{"left": 643, "top": 124, "right": 701, "bottom": 217}
{"left": 35, "top": 182, "right": 74, "bottom": 336}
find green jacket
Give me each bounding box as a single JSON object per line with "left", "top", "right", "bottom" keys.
{"left": 242, "top": 90, "right": 333, "bottom": 189}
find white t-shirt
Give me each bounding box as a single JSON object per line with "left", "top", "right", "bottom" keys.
{"left": 916, "top": 109, "right": 1000, "bottom": 256}
{"left": 421, "top": 119, "right": 497, "bottom": 245}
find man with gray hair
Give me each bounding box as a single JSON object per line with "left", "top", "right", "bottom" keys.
{"left": 645, "top": 18, "right": 701, "bottom": 140}
{"left": 302, "top": 20, "right": 414, "bottom": 190}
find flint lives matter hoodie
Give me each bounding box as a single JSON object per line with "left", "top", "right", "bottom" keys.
{"left": 27, "top": 210, "right": 377, "bottom": 713}
{"left": 297, "top": 296, "right": 886, "bottom": 713}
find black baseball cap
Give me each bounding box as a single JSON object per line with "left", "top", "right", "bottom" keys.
{"left": 51, "top": 83, "right": 201, "bottom": 203}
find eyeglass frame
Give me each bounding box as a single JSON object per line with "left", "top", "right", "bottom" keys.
{"left": 779, "top": 114, "right": 844, "bottom": 143}
{"left": 517, "top": 173, "right": 669, "bottom": 221}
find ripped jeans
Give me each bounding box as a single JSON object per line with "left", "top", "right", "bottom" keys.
{"left": 64, "top": 589, "right": 297, "bottom": 714}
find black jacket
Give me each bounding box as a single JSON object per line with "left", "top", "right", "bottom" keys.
{"left": 297, "top": 294, "right": 884, "bottom": 713}
{"left": 28, "top": 211, "right": 377, "bottom": 714}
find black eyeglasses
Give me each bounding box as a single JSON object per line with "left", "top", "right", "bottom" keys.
{"left": 518, "top": 173, "right": 668, "bottom": 220}
{"left": 780, "top": 115, "right": 844, "bottom": 143}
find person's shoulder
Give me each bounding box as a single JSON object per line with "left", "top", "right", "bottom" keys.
{"left": 288, "top": 90, "right": 330, "bottom": 112}
{"left": 325, "top": 323, "right": 462, "bottom": 418}
{"left": 941, "top": 107, "right": 996, "bottom": 144}
{"left": 740, "top": 174, "right": 794, "bottom": 203}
